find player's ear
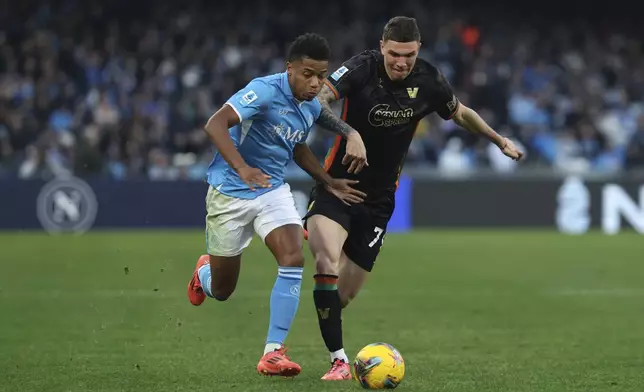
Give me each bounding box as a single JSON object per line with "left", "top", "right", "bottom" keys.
{"left": 286, "top": 62, "right": 293, "bottom": 77}
{"left": 380, "top": 39, "right": 387, "bottom": 56}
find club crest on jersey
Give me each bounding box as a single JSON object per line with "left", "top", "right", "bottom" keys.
{"left": 406, "top": 87, "right": 419, "bottom": 99}
{"left": 240, "top": 90, "right": 258, "bottom": 106}
{"left": 368, "top": 104, "right": 414, "bottom": 127}
{"left": 330, "top": 66, "right": 348, "bottom": 81}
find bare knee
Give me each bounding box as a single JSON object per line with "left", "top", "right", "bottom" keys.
{"left": 264, "top": 224, "right": 305, "bottom": 268}
{"left": 314, "top": 252, "right": 339, "bottom": 275}
{"left": 307, "top": 215, "right": 346, "bottom": 276}
{"left": 277, "top": 249, "right": 305, "bottom": 268}
{"left": 207, "top": 254, "right": 241, "bottom": 302}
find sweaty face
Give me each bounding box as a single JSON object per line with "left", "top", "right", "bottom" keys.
{"left": 288, "top": 57, "right": 329, "bottom": 101}
{"left": 380, "top": 40, "right": 420, "bottom": 81}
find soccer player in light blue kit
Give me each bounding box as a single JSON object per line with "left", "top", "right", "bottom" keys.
{"left": 186, "top": 33, "right": 368, "bottom": 377}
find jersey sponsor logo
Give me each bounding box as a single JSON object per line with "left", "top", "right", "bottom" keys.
{"left": 330, "top": 66, "right": 348, "bottom": 81}
{"left": 406, "top": 87, "right": 419, "bottom": 98}
{"left": 36, "top": 175, "right": 98, "bottom": 235}
{"left": 273, "top": 123, "right": 305, "bottom": 143}
{"left": 240, "top": 90, "right": 258, "bottom": 106}
{"left": 368, "top": 104, "right": 414, "bottom": 127}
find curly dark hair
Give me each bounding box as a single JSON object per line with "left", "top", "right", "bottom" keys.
{"left": 287, "top": 33, "right": 331, "bottom": 62}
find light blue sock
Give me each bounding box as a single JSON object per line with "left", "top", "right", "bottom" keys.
{"left": 198, "top": 264, "right": 214, "bottom": 297}
{"left": 265, "top": 266, "right": 303, "bottom": 351}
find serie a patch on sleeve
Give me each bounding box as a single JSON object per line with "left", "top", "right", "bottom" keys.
{"left": 240, "top": 90, "right": 258, "bottom": 106}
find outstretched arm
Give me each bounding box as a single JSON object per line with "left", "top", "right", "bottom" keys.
{"left": 451, "top": 104, "right": 523, "bottom": 160}
{"left": 433, "top": 70, "right": 523, "bottom": 161}
{"left": 315, "top": 82, "right": 368, "bottom": 173}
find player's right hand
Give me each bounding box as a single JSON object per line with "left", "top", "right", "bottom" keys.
{"left": 237, "top": 166, "right": 271, "bottom": 191}
{"left": 327, "top": 179, "right": 367, "bottom": 206}
{"left": 499, "top": 137, "right": 524, "bottom": 161}
{"left": 343, "top": 132, "right": 368, "bottom": 174}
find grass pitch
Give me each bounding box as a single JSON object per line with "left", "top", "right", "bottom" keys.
{"left": 1, "top": 230, "right": 643, "bottom": 391}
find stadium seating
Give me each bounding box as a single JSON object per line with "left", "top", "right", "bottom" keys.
{"left": 0, "top": 0, "right": 642, "bottom": 180}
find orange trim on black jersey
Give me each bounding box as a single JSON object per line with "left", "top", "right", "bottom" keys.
{"left": 394, "top": 120, "right": 422, "bottom": 189}
{"left": 324, "top": 136, "right": 342, "bottom": 171}
{"left": 323, "top": 98, "right": 349, "bottom": 171}
{"left": 323, "top": 79, "right": 340, "bottom": 100}
{"left": 341, "top": 97, "right": 349, "bottom": 121}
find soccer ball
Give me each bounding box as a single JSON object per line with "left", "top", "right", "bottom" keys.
{"left": 353, "top": 343, "right": 405, "bottom": 389}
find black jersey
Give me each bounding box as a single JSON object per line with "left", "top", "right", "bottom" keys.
{"left": 323, "top": 49, "right": 460, "bottom": 193}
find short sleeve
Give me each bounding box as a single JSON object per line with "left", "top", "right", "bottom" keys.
{"left": 225, "top": 79, "right": 273, "bottom": 122}
{"left": 311, "top": 98, "right": 323, "bottom": 121}
{"left": 299, "top": 100, "right": 322, "bottom": 145}
{"left": 325, "top": 51, "right": 373, "bottom": 100}
{"left": 433, "top": 71, "right": 460, "bottom": 120}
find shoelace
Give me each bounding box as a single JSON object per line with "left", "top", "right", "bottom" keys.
{"left": 190, "top": 276, "right": 201, "bottom": 291}
{"left": 330, "top": 359, "right": 347, "bottom": 372}
{"left": 273, "top": 347, "right": 291, "bottom": 360}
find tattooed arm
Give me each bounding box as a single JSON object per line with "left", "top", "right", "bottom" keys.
{"left": 316, "top": 84, "right": 358, "bottom": 137}
{"left": 315, "top": 83, "right": 368, "bottom": 173}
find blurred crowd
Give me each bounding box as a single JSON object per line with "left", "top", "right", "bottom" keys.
{"left": 0, "top": 0, "right": 643, "bottom": 181}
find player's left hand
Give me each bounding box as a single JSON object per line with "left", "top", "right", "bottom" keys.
{"left": 326, "top": 179, "right": 367, "bottom": 206}
{"left": 343, "top": 132, "right": 368, "bottom": 174}
{"left": 499, "top": 137, "right": 524, "bottom": 161}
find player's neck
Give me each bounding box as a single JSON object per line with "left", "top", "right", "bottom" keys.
{"left": 383, "top": 66, "right": 414, "bottom": 83}
{"left": 292, "top": 92, "right": 305, "bottom": 105}
{"left": 287, "top": 80, "right": 304, "bottom": 104}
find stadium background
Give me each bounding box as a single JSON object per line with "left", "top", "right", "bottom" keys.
{"left": 1, "top": 1, "right": 643, "bottom": 391}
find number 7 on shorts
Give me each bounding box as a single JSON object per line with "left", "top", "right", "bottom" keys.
{"left": 368, "top": 226, "right": 384, "bottom": 248}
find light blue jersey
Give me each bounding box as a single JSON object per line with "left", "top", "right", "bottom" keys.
{"left": 207, "top": 72, "right": 322, "bottom": 199}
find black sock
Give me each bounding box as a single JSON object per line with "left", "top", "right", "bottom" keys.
{"left": 313, "top": 274, "right": 343, "bottom": 353}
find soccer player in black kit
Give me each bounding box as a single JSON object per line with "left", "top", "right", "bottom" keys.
{"left": 304, "top": 16, "right": 524, "bottom": 380}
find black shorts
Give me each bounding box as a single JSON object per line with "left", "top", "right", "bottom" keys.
{"left": 303, "top": 185, "right": 395, "bottom": 272}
